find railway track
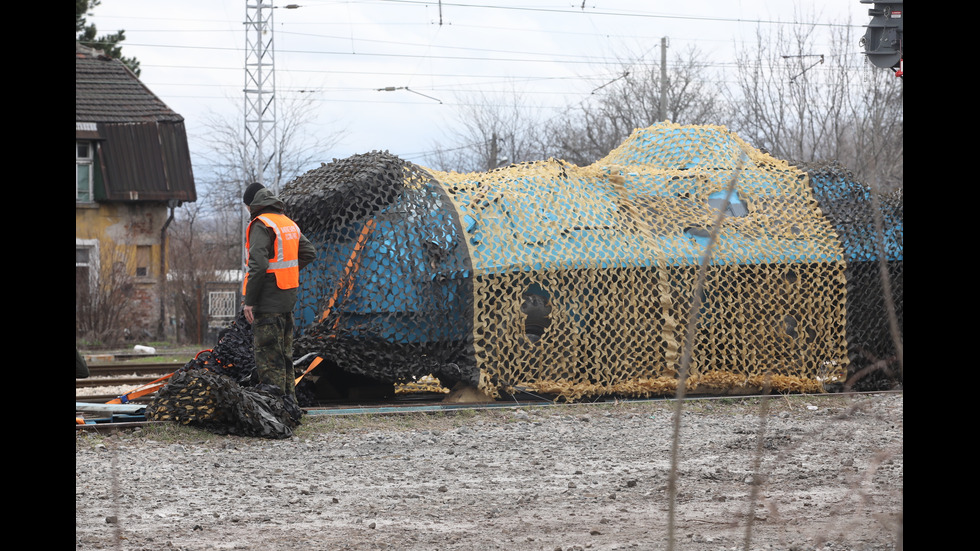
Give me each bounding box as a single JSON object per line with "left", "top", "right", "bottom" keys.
{"left": 85, "top": 362, "right": 187, "bottom": 377}
{"left": 77, "top": 356, "right": 903, "bottom": 431}
{"left": 76, "top": 362, "right": 187, "bottom": 404}
{"left": 77, "top": 360, "right": 457, "bottom": 403}
{"left": 75, "top": 391, "right": 521, "bottom": 431}
{"left": 75, "top": 388, "right": 901, "bottom": 434}
{"left": 77, "top": 376, "right": 170, "bottom": 389}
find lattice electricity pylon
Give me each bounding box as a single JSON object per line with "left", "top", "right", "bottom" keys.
{"left": 243, "top": 1, "right": 278, "bottom": 191}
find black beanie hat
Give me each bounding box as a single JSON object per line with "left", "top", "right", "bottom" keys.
{"left": 242, "top": 182, "right": 264, "bottom": 205}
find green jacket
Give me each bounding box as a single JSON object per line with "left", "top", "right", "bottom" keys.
{"left": 244, "top": 187, "right": 317, "bottom": 313}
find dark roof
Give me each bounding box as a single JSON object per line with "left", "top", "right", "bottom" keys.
{"left": 75, "top": 43, "right": 183, "bottom": 123}
{"left": 76, "top": 43, "right": 196, "bottom": 203}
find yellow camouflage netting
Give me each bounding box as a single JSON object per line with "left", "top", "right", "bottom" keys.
{"left": 429, "top": 122, "right": 846, "bottom": 399}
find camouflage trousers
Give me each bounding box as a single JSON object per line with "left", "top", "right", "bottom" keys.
{"left": 252, "top": 312, "right": 296, "bottom": 399}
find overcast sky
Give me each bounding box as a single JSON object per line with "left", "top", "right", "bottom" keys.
{"left": 83, "top": 0, "right": 874, "bottom": 184}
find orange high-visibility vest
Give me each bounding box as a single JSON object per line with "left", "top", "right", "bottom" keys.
{"left": 243, "top": 213, "right": 302, "bottom": 294}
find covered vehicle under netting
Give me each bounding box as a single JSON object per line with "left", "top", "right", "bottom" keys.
{"left": 283, "top": 122, "right": 903, "bottom": 401}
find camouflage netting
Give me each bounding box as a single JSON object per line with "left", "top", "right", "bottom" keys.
{"left": 795, "top": 161, "right": 903, "bottom": 390}
{"left": 145, "top": 312, "right": 305, "bottom": 437}
{"left": 280, "top": 122, "right": 902, "bottom": 401}
{"left": 285, "top": 152, "right": 475, "bottom": 388}
{"left": 145, "top": 369, "right": 301, "bottom": 439}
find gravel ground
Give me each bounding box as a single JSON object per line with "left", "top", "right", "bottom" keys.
{"left": 75, "top": 392, "right": 903, "bottom": 551}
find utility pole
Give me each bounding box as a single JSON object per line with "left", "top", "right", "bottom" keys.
{"left": 489, "top": 133, "right": 498, "bottom": 171}
{"left": 241, "top": 1, "right": 279, "bottom": 272}
{"left": 659, "top": 37, "right": 668, "bottom": 122}
{"left": 243, "top": 1, "right": 278, "bottom": 193}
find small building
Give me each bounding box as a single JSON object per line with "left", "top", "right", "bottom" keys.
{"left": 204, "top": 270, "right": 245, "bottom": 345}
{"left": 75, "top": 43, "right": 197, "bottom": 342}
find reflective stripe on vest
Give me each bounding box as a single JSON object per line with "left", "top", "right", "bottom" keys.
{"left": 242, "top": 213, "right": 301, "bottom": 294}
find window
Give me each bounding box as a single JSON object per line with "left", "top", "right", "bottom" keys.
{"left": 76, "top": 142, "right": 93, "bottom": 202}
{"left": 75, "top": 242, "right": 98, "bottom": 298}
{"left": 209, "top": 291, "right": 237, "bottom": 321}
{"left": 136, "top": 245, "right": 152, "bottom": 277}
{"left": 76, "top": 247, "right": 90, "bottom": 288}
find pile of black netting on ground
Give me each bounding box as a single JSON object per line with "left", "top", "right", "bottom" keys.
{"left": 145, "top": 311, "right": 304, "bottom": 439}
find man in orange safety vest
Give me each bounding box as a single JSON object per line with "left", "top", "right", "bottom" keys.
{"left": 242, "top": 182, "right": 317, "bottom": 412}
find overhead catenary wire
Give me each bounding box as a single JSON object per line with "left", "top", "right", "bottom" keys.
{"left": 84, "top": 1, "right": 872, "bottom": 115}
{"left": 373, "top": 0, "right": 856, "bottom": 29}
{"left": 83, "top": 39, "right": 870, "bottom": 104}
{"left": 84, "top": 1, "right": 881, "bottom": 184}
{"left": 86, "top": 0, "right": 870, "bottom": 79}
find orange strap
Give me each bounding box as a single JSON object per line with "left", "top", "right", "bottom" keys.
{"left": 319, "top": 219, "right": 376, "bottom": 323}
{"left": 106, "top": 372, "right": 175, "bottom": 404}
{"left": 102, "top": 350, "right": 315, "bottom": 406}
{"left": 295, "top": 356, "right": 324, "bottom": 385}
{"left": 104, "top": 349, "right": 215, "bottom": 405}
{"left": 107, "top": 356, "right": 322, "bottom": 404}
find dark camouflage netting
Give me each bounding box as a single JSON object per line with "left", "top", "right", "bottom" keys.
{"left": 794, "top": 161, "right": 903, "bottom": 390}
{"left": 181, "top": 311, "right": 258, "bottom": 386}
{"left": 284, "top": 151, "right": 476, "bottom": 388}
{"left": 145, "top": 369, "right": 300, "bottom": 439}
{"left": 146, "top": 311, "right": 307, "bottom": 438}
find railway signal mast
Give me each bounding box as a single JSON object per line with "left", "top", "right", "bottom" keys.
{"left": 860, "top": 1, "right": 903, "bottom": 77}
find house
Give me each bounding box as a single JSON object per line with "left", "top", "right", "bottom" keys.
{"left": 75, "top": 43, "right": 197, "bottom": 343}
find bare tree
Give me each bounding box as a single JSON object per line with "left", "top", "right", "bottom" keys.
{"left": 162, "top": 93, "right": 347, "bottom": 344}
{"left": 76, "top": 242, "right": 140, "bottom": 347}
{"left": 197, "top": 93, "right": 348, "bottom": 247}
{"left": 166, "top": 200, "right": 239, "bottom": 345}
{"left": 412, "top": 18, "right": 903, "bottom": 190}
{"left": 542, "top": 45, "right": 726, "bottom": 166}
{"left": 839, "top": 61, "right": 903, "bottom": 189}
{"left": 199, "top": 92, "right": 348, "bottom": 204}
{"left": 423, "top": 89, "right": 549, "bottom": 173}
{"left": 424, "top": 46, "right": 724, "bottom": 173}
{"left": 724, "top": 15, "right": 903, "bottom": 188}
{"left": 726, "top": 23, "right": 813, "bottom": 160}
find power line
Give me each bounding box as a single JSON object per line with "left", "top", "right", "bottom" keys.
{"left": 277, "top": 30, "right": 628, "bottom": 63}
{"left": 89, "top": 5, "right": 865, "bottom": 70}
{"left": 112, "top": 40, "right": 649, "bottom": 67}
{"left": 92, "top": 2, "right": 860, "bottom": 30}
{"left": 87, "top": 39, "right": 872, "bottom": 92}
{"left": 86, "top": 2, "right": 878, "bottom": 171}
{"left": 373, "top": 0, "right": 858, "bottom": 29}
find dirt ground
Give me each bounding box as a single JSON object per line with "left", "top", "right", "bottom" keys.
{"left": 75, "top": 392, "right": 903, "bottom": 551}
